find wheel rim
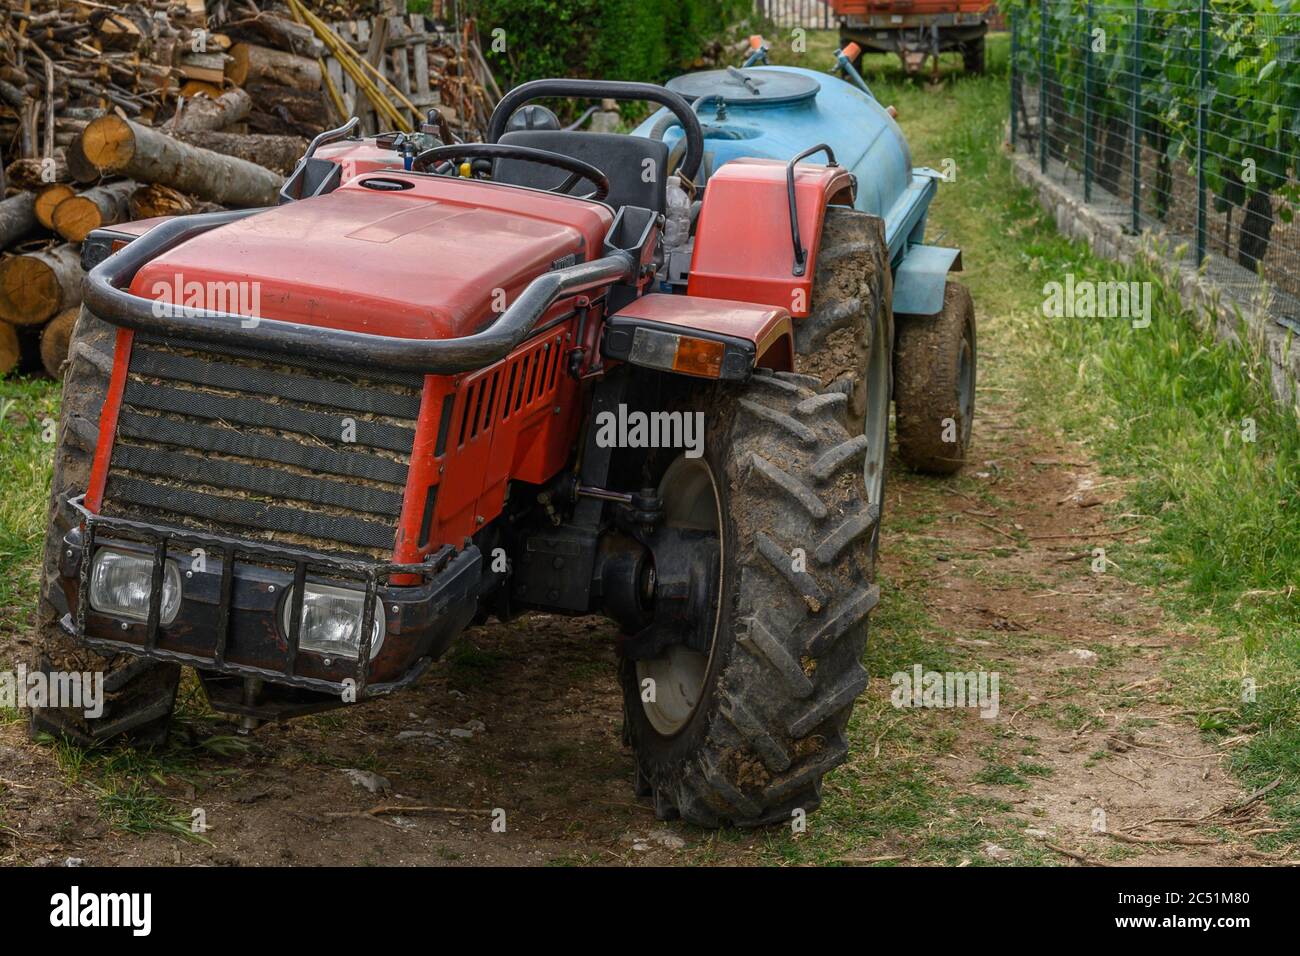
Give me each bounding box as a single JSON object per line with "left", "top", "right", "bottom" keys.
{"left": 636, "top": 456, "right": 723, "bottom": 736}
{"left": 958, "top": 325, "right": 974, "bottom": 444}
{"left": 863, "top": 305, "right": 890, "bottom": 507}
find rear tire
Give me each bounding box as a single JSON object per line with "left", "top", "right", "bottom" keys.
{"left": 621, "top": 372, "right": 882, "bottom": 826}
{"left": 621, "top": 207, "right": 891, "bottom": 826}
{"left": 893, "top": 281, "right": 977, "bottom": 475}
{"left": 29, "top": 308, "right": 180, "bottom": 749}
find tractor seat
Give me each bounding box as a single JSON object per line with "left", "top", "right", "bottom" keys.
{"left": 494, "top": 130, "right": 670, "bottom": 214}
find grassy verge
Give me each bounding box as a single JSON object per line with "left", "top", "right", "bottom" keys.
{"left": 1023, "top": 252, "right": 1300, "bottom": 845}
{"left": 0, "top": 377, "right": 58, "bottom": 644}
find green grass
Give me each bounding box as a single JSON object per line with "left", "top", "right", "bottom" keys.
{"left": 0, "top": 377, "right": 58, "bottom": 645}
{"left": 35, "top": 730, "right": 242, "bottom": 843}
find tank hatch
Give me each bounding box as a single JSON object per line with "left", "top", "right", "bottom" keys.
{"left": 665, "top": 68, "right": 820, "bottom": 107}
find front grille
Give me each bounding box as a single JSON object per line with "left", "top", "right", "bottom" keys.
{"left": 101, "top": 333, "right": 422, "bottom": 558}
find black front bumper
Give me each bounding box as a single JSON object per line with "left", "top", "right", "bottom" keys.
{"left": 59, "top": 495, "right": 482, "bottom": 703}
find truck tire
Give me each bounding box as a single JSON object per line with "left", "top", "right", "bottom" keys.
{"left": 30, "top": 309, "right": 180, "bottom": 748}
{"left": 893, "top": 281, "right": 977, "bottom": 475}
{"left": 963, "top": 37, "right": 986, "bottom": 74}
{"left": 622, "top": 370, "right": 883, "bottom": 826}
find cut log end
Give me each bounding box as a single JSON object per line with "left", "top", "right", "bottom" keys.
{"left": 35, "top": 184, "right": 76, "bottom": 230}
{"left": 0, "top": 245, "right": 83, "bottom": 326}
{"left": 51, "top": 196, "right": 102, "bottom": 243}
{"left": 41, "top": 308, "right": 80, "bottom": 379}
{"left": 0, "top": 321, "right": 19, "bottom": 377}
{"left": 81, "top": 115, "right": 136, "bottom": 172}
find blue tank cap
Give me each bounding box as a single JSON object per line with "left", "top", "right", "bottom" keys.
{"left": 666, "top": 68, "right": 820, "bottom": 107}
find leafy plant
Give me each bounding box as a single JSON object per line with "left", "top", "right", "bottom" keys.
{"left": 1008, "top": 0, "right": 1299, "bottom": 269}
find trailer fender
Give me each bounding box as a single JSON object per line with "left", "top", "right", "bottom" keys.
{"left": 893, "top": 243, "right": 963, "bottom": 317}
{"left": 602, "top": 293, "right": 794, "bottom": 380}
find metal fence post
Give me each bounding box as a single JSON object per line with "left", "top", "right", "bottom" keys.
{"left": 1084, "top": 0, "right": 1094, "bottom": 201}
{"left": 1131, "top": 0, "right": 1142, "bottom": 233}
{"left": 1040, "top": 0, "right": 1048, "bottom": 174}
{"left": 1010, "top": 10, "right": 1019, "bottom": 149}
{"left": 1196, "top": 0, "right": 1208, "bottom": 265}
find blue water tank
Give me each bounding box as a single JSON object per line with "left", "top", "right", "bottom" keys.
{"left": 633, "top": 66, "right": 938, "bottom": 263}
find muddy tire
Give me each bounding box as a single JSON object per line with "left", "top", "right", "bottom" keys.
{"left": 622, "top": 370, "right": 883, "bottom": 826}
{"left": 893, "top": 281, "right": 976, "bottom": 476}
{"left": 29, "top": 308, "right": 180, "bottom": 748}
{"left": 794, "top": 206, "right": 892, "bottom": 529}
{"left": 621, "top": 210, "right": 890, "bottom": 826}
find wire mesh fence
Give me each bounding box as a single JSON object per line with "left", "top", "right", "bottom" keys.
{"left": 1008, "top": 0, "right": 1300, "bottom": 334}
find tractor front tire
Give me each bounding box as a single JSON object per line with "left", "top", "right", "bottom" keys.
{"left": 621, "top": 371, "right": 882, "bottom": 826}
{"left": 30, "top": 308, "right": 180, "bottom": 749}
{"left": 893, "top": 281, "right": 977, "bottom": 475}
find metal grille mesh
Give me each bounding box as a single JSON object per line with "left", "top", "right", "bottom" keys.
{"left": 101, "top": 334, "right": 421, "bottom": 557}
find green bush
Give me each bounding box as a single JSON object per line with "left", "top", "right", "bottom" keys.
{"left": 467, "top": 0, "right": 751, "bottom": 87}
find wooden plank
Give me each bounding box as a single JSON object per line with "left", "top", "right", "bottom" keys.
{"left": 411, "top": 13, "right": 430, "bottom": 97}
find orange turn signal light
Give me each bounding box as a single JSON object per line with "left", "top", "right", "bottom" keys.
{"left": 673, "top": 336, "right": 726, "bottom": 379}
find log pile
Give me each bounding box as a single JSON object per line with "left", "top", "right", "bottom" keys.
{"left": 1, "top": 0, "right": 499, "bottom": 378}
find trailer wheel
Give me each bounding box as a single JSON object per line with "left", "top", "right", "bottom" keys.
{"left": 962, "top": 37, "right": 986, "bottom": 74}
{"left": 893, "top": 281, "right": 977, "bottom": 475}
{"left": 30, "top": 309, "right": 180, "bottom": 749}
{"left": 621, "top": 369, "right": 883, "bottom": 826}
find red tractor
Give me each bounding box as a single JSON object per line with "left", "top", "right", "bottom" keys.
{"left": 35, "top": 73, "right": 975, "bottom": 827}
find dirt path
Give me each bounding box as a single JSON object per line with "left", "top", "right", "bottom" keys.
{"left": 884, "top": 389, "right": 1268, "bottom": 866}
{"left": 0, "top": 375, "right": 1269, "bottom": 865}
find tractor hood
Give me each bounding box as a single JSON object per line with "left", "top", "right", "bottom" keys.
{"left": 129, "top": 174, "right": 615, "bottom": 340}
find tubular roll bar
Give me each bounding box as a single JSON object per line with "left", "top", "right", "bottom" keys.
{"left": 487, "top": 78, "right": 705, "bottom": 180}
{"left": 82, "top": 209, "right": 637, "bottom": 373}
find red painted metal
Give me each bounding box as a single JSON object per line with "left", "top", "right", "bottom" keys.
{"left": 393, "top": 373, "right": 450, "bottom": 567}
{"left": 314, "top": 138, "right": 408, "bottom": 180}
{"left": 129, "top": 174, "right": 614, "bottom": 341}
{"left": 833, "top": 1, "right": 993, "bottom": 13}
{"left": 84, "top": 328, "right": 133, "bottom": 514}
{"left": 686, "top": 158, "right": 855, "bottom": 319}
{"left": 610, "top": 293, "right": 795, "bottom": 370}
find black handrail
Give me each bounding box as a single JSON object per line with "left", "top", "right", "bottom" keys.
{"left": 81, "top": 209, "right": 636, "bottom": 373}
{"left": 487, "top": 78, "right": 705, "bottom": 180}
{"left": 787, "top": 143, "right": 837, "bottom": 277}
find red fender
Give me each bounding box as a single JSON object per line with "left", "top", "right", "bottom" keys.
{"left": 687, "top": 158, "right": 856, "bottom": 319}
{"left": 605, "top": 293, "right": 794, "bottom": 377}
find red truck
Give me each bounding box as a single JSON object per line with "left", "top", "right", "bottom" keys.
{"left": 834, "top": 0, "right": 995, "bottom": 77}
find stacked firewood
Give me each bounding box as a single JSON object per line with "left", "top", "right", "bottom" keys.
{"left": 0, "top": 0, "right": 498, "bottom": 378}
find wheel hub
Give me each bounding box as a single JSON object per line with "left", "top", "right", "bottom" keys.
{"left": 632, "top": 457, "right": 724, "bottom": 736}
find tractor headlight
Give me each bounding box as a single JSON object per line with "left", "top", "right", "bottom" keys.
{"left": 281, "top": 583, "right": 385, "bottom": 661}
{"left": 89, "top": 548, "right": 182, "bottom": 625}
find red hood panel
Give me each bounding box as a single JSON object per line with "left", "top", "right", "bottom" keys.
{"left": 130, "top": 175, "right": 614, "bottom": 339}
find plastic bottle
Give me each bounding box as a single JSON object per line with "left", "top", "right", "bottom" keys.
{"left": 663, "top": 175, "right": 691, "bottom": 252}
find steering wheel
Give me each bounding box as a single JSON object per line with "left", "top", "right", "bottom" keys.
{"left": 411, "top": 142, "right": 610, "bottom": 202}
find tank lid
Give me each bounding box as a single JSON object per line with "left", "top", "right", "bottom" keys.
{"left": 666, "top": 68, "right": 820, "bottom": 107}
